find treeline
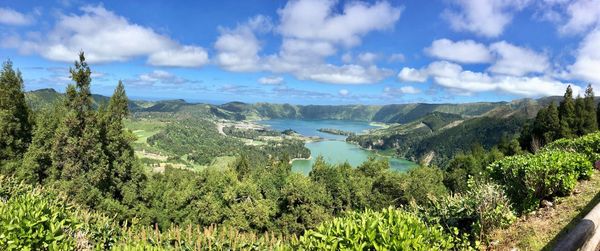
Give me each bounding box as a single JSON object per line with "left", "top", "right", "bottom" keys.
{"left": 520, "top": 85, "right": 599, "bottom": 151}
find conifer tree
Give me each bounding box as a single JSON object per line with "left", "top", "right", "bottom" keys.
{"left": 574, "top": 96, "right": 586, "bottom": 136}
{"left": 583, "top": 84, "right": 598, "bottom": 134}
{"left": 558, "top": 85, "right": 576, "bottom": 138}
{"left": 0, "top": 60, "right": 32, "bottom": 173}
{"left": 51, "top": 52, "right": 109, "bottom": 206}
{"left": 532, "top": 102, "right": 560, "bottom": 145}
{"left": 101, "top": 81, "right": 144, "bottom": 203}
{"left": 19, "top": 105, "right": 63, "bottom": 184}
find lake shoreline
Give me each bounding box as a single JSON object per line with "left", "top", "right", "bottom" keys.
{"left": 289, "top": 156, "right": 312, "bottom": 164}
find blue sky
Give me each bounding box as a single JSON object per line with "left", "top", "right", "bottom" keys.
{"left": 1, "top": 0, "right": 600, "bottom": 104}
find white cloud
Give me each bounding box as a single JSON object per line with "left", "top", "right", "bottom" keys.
{"left": 425, "top": 39, "right": 492, "bottom": 64}
{"left": 488, "top": 41, "right": 549, "bottom": 76}
{"left": 277, "top": 0, "right": 402, "bottom": 46}
{"left": 0, "top": 7, "right": 33, "bottom": 26}
{"left": 339, "top": 89, "right": 350, "bottom": 96}
{"left": 398, "top": 61, "right": 576, "bottom": 97}
{"left": 147, "top": 46, "right": 209, "bottom": 67}
{"left": 213, "top": 0, "right": 401, "bottom": 85}
{"left": 397, "top": 67, "right": 428, "bottom": 82}
{"left": 289, "top": 64, "right": 392, "bottom": 84}
{"left": 570, "top": 28, "right": 600, "bottom": 84}
{"left": 3, "top": 5, "right": 208, "bottom": 67}
{"left": 214, "top": 26, "right": 262, "bottom": 72}
{"left": 383, "top": 86, "right": 421, "bottom": 95}
{"left": 443, "top": 0, "right": 531, "bottom": 37}
{"left": 258, "top": 76, "right": 284, "bottom": 85}
{"left": 559, "top": 0, "right": 600, "bottom": 34}
{"left": 127, "top": 70, "right": 195, "bottom": 87}
{"left": 214, "top": 15, "right": 271, "bottom": 72}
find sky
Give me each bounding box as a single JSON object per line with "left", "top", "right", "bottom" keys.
{"left": 1, "top": 0, "right": 600, "bottom": 105}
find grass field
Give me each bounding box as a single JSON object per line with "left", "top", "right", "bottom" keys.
{"left": 489, "top": 170, "right": 600, "bottom": 250}
{"left": 125, "top": 119, "right": 167, "bottom": 145}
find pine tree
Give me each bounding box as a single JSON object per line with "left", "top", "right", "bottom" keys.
{"left": 532, "top": 102, "right": 560, "bottom": 145}
{"left": 574, "top": 96, "right": 586, "bottom": 136}
{"left": 559, "top": 85, "right": 576, "bottom": 138}
{"left": 51, "top": 52, "right": 109, "bottom": 206}
{"left": 0, "top": 60, "right": 32, "bottom": 173}
{"left": 583, "top": 84, "right": 598, "bottom": 134}
{"left": 18, "top": 105, "right": 63, "bottom": 184}
{"left": 101, "top": 81, "right": 144, "bottom": 203}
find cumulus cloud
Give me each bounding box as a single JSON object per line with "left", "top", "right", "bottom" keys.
{"left": 559, "top": 0, "right": 600, "bottom": 34}
{"left": 3, "top": 5, "right": 208, "bottom": 67}
{"left": 213, "top": 15, "right": 270, "bottom": 72}
{"left": 213, "top": 0, "right": 402, "bottom": 84}
{"left": 277, "top": 0, "right": 402, "bottom": 46}
{"left": 258, "top": 76, "right": 284, "bottom": 85}
{"left": 488, "top": 41, "right": 549, "bottom": 76}
{"left": 397, "top": 67, "right": 428, "bottom": 82}
{"left": 425, "top": 39, "right": 493, "bottom": 64}
{"left": 0, "top": 7, "right": 33, "bottom": 26}
{"left": 443, "top": 0, "right": 531, "bottom": 37}
{"left": 397, "top": 61, "right": 576, "bottom": 96}
{"left": 570, "top": 28, "right": 600, "bottom": 84}
{"left": 423, "top": 39, "right": 548, "bottom": 77}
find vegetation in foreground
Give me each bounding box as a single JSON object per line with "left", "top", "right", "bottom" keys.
{"left": 1, "top": 53, "right": 600, "bottom": 249}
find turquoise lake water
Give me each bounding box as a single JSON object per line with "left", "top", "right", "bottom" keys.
{"left": 259, "top": 119, "right": 417, "bottom": 175}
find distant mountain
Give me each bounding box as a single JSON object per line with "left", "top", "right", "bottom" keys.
{"left": 25, "top": 88, "right": 145, "bottom": 111}
{"left": 25, "top": 88, "right": 570, "bottom": 123}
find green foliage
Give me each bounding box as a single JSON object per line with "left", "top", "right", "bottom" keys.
{"left": 0, "top": 176, "right": 78, "bottom": 250}
{"left": 415, "top": 179, "right": 515, "bottom": 244}
{"left": 544, "top": 131, "right": 600, "bottom": 164}
{"left": 559, "top": 85, "right": 576, "bottom": 138}
{"left": 293, "top": 207, "right": 471, "bottom": 250}
{"left": 18, "top": 105, "right": 63, "bottom": 184}
{"left": 488, "top": 150, "right": 592, "bottom": 213}
{"left": 403, "top": 166, "right": 448, "bottom": 205}
{"left": 309, "top": 158, "right": 371, "bottom": 213}
{"left": 444, "top": 145, "right": 504, "bottom": 193}
{"left": 583, "top": 84, "right": 598, "bottom": 134}
{"left": 0, "top": 60, "right": 32, "bottom": 173}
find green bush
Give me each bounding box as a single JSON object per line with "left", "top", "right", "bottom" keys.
{"left": 0, "top": 187, "right": 78, "bottom": 250}
{"left": 292, "top": 207, "right": 471, "bottom": 250}
{"left": 487, "top": 150, "right": 592, "bottom": 213}
{"left": 544, "top": 132, "right": 600, "bottom": 164}
{"left": 416, "top": 179, "right": 515, "bottom": 244}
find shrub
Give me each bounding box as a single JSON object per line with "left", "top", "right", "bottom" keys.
{"left": 416, "top": 179, "right": 515, "bottom": 243}
{"left": 0, "top": 187, "right": 78, "bottom": 250}
{"left": 292, "top": 207, "right": 472, "bottom": 250}
{"left": 487, "top": 150, "right": 592, "bottom": 213}
{"left": 544, "top": 132, "right": 600, "bottom": 165}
